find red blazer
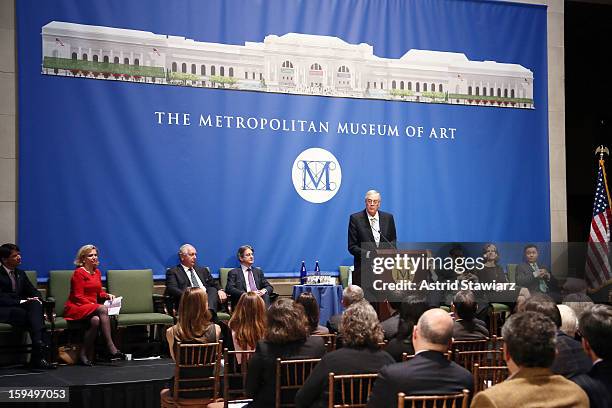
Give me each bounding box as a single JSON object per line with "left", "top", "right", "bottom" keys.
{"left": 63, "top": 267, "right": 108, "bottom": 320}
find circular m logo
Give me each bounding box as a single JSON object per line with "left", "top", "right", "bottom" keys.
{"left": 292, "top": 148, "right": 342, "bottom": 203}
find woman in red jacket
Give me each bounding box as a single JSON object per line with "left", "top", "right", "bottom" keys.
{"left": 64, "top": 244, "right": 124, "bottom": 365}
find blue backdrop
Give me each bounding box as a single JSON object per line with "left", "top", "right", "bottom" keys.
{"left": 16, "top": 0, "right": 549, "bottom": 279}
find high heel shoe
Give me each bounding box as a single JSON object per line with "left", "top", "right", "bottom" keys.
{"left": 79, "top": 356, "right": 93, "bottom": 366}
{"left": 109, "top": 350, "right": 126, "bottom": 360}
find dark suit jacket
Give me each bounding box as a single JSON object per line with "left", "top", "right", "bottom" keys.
{"left": 366, "top": 350, "right": 473, "bottom": 408}
{"left": 381, "top": 313, "right": 400, "bottom": 340}
{"left": 165, "top": 265, "right": 221, "bottom": 312}
{"left": 348, "top": 210, "right": 396, "bottom": 286}
{"left": 296, "top": 347, "right": 395, "bottom": 408}
{"left": 0, "top": 267, "right": 40, "bottom": 307}
{"left": 452, "top": 319, "right": 489, "bottom": 340}
{"left": 515, "top": 262, "right": 559, "bottom": 297}
{"left": 246, "top": 336, "right": 326, "bottom": 408}
{"left": 326, "top": 313, "right": 342, "bottom": 334}
{"left": 551, "top": 330, "right": 592, "bottom": 379}
{"left": 225, "top": 266, "right": 273, "bottom": 307}
{"left": 573, "top": 359, "right": 612, "bottom": 408}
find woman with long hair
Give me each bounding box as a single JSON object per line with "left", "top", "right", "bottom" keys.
{"left": 166, "top": 287, "right": 222, "bottom": 360}
{"left": 63, "top": 245, "right": 123, "bottom": 366}
{"left": 228, "top": 292, "right": 266, "bottom": 363}
{"left": 384, "top": 294, "right": 430, "bottom": 361}
{"left": 295, "top": 292, "right": 329, "bottom": 335}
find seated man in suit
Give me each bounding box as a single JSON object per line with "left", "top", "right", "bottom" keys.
{"left": 165, "top": 244, "right": 227, "bottom": 318}
{"left": 366, "top": 308, "right": 473, "bottom": 408}
{"left": 225, "top": 245, "right": 273, "bottom": 308}
{"left": 471, "top": 311, "right": 588, "bottom": 407}
{"left": 523, "top": 294, "right": 591, "bottom": 379}
{"left": 451, "top": 290, "right": 489, "bottom": 340}
{"left": 326, "top": 284, "right": 364, "bottom": 334}
{"left": 572, "top": 304, "right": 612, "bottom": 408}
{"left": 516, "top": 244, "right": 559, "bottom": 299}
{"left": 0, "top": 243, "right": 54, "bottom": 369}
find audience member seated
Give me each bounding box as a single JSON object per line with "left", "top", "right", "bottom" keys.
{"left": 523, "top": 294, "right": 591, "bottom": 378}
{"left": 474, "top": 243, "right": 509, "bottom": 320}
{"left": 380, "top": 300, "right": 401, "bottom": 340}
{"left": 515, "top": 244, "right": 559, "bottom": 300}
{"left": 296, "top": 292, "right": 329, "bottom": 335}
{"left": 327, "top": 285, "right": 364, "bottom": 333}
{"left": 384, "top": 295, "right": 429, "bottom": 362}
{"left": 572, "top": 304, "right": 612, "bottom": 408}
{"left": 471, "top": 311, "right": 588, "bottom": 408}
{"left": 562, "top": 292, "right": 594, "bottom": 321}
{"left": 226, "top": 245, "right": 274, "bottom": 308}
{"left": 452, "top": 290, "right": 489, "bottom": 340}
{"left": 246, "top": 299, "right": 326, "bottom": 408}
{"left": 228, "top": 291, "right": 266, "bottom": 364}
{"left": 296, "top": 301, "right": 395, "bottom": 408}
{"left": 161, "top": 287, "right": 222, "bottom": 402}
{"left": 557, "top": 304, "right": 578, "bottom": 339}
{"left": 165, "top": 243, "right": 227, "bottom": 320}
{"left": 366, "top": 309, "right": 473, "bottom": 408}
{"left": 63, "top": 245, "right": 125, "bottom": 366}
{"left": 0, "top": 243, "right": 54, "bottom": 369}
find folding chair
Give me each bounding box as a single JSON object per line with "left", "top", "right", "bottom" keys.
{"left": 397, "top": 389, "right": 470, "bottom": 408}
{"left": 328, "top": 372, "right": 378, "bottom": 408}
{"left": 274, "top": 357, "right": 321, "bottom": 407}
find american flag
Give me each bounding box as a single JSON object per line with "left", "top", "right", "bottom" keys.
{"left": 585, "top": 158, "right": 612, "bottom": 291}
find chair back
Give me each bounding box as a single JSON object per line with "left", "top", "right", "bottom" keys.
{"left": 338, "top": 266, "right": 351, "bottom": 288}
{"left": 453, "top": 350, "right": 505, "bottom": 372}
{"left": 223, "top": 348, "right": 255, "bottom": 404}
{"left": 473, "top": 363, "right": 509, "bottom": 393}
{"left": 328, "top": 372, "right": 378, "bottom": 408}
{"left": 172, "top": 341, "right": 222, "bottom": 401}
{"left": 402, "top": 352, "right": 452, "bottom": 362}
{"left": 313, "top": 333, "right": 336, "bottom": 352}
{"left": 491, "top": 336, "right": 504, "bottom": 350}
{"left": 275, "top": 358, "right": 321, "bottom": 408}
{"left": 506, "top": 264, "right": 517, "bottom": 283}
{"left": 48, "top": 270, "right": 75, "bottom": 317}
{"left": 451, "top": 338, "right": 488, "bottom": 353}
{"left": 219, "top": 268, "right": 233, "bottom": 291}
{"left": 107, "top": 269, "right": 154, "bottom": 313}
{"left": 24, "top": 270, "right": 37, "bottom": 288}
{"left": 397, "top": 389, "right": 470, "bottom": 408}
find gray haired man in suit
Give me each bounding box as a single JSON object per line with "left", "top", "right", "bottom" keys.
{"left": 225, "top": 245, "right": 273, "bottom": 307}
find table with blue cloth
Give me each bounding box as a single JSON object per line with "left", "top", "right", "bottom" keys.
{"left": 292, "top": 284, "right": 344, "bottom": 325}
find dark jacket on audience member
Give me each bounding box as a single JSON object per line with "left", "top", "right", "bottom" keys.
{"left": 551, "top": 330, "right": 592, "bottom": 379}
{"left": 326, "top": 313, "right": 342, "bottom": 334}
{"left": 380, "top": 313, "right": 400, "bottom": 340}
{"left": 452, "top": 318, "right": 489, "bottom": 340}
{"left": 296, "top": 347, "right": 395, "bottom": 408}
{"left": 366, "top": 350, "right": 473, "bottom": 408}
{"left": 384, "top": 337, "right": 414, "bottom": 362}
{"left": 246, "top": 336, "right": 326, "bottom": 408}
{"left": 572, "top": 359, "right": 612, "bottom": 408}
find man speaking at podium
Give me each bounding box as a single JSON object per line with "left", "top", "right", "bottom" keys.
{"left": 348, "top": 190, "right": 397, "bottom": 287}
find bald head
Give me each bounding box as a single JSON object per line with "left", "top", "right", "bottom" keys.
{"left": 413, "top": 308, "right": 453, "bottom": 352}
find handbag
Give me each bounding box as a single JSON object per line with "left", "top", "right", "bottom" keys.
{"left": 57, "top": 344, "right": 80, "bottom": 365}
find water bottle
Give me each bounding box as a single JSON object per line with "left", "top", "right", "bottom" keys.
{"left": 300, "top": 260, "right": 307, "bottom": 284}
{"left": 314, "top": 261, "right": 320, "bottom": 283}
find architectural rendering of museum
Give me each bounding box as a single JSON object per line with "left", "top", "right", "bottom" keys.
{"left": 41, "top": 21, "right": 534, "bottom": 108}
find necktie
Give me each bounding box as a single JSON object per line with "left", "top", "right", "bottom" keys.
{"left": 370, "top": 217, "right": 380, "bottom": 247}
{"left": 531, "top": 263, "right": 548, "bottom": 293}
{"left": 247, "top": 267, "right": 257, "bottom": 291}
{"left": 8, "top": 270, "right": 16, "bottom": 291}
{"left": 189, "top": 268, "right": 201, "bottom": 288}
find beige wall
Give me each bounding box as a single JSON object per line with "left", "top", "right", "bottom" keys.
{"left": 0, "top": 0, "right": 566, "bottom": 244}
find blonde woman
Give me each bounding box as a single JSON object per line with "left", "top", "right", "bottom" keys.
{"left": 228, "top": 292, "right": 266, "bottom": 364}
{"left": 64, "top": 245, "right": 123, "bottom": 366}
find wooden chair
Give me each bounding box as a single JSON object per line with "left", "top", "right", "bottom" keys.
{"left": 402, "top": 351, "right": 452, "bottom": 362}
{"left": 397, "top": 389, "right": 470, "bottom": 408}
{"left": 451, "top": 338, "right": 489, "bottom": 353}
{"left": 491, "top": 336, "right": 504, "bottom": 351}
{"left": 313, "top": 333, "right": 337, "bottom": 352}
{"left": 275, "top": 357, "right": 321, "bottom": 408}
{"left": 473, "top": 363, "right": 509, "bottom": 393}
{"left": 453, "top": 350, "right": 504, "bottom": 371}
{"left": 223, "top": 348, "right": 255, "bottom": 406}
{"left": 328, "top": 372, "right": 378, "bottom": 408}
{"left": 160, "top": 341, "right": 223, "bottom": 407}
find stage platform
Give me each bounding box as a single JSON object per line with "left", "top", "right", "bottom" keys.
{"left": 0, "top": 358, "right": 174, "bottom": 407}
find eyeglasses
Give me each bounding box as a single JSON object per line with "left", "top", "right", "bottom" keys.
{"left": 366, "top": 199, "right": 380, "bottom": 204}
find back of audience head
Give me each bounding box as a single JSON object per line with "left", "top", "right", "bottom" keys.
{"left": 177, "top": 287, "right": 212, "bottom": 340}
{"left": 340, "top": 301, "right": 383, "bottom": 349}
{"left": 502, "top": 311, "right": 556, "bottom": 369}
{"left": 557, "top": 304, "right": 578, "bottom": 338}
{"left": 579, "top": 304, "right": 612, "bottom": 361}
{"left": 296, "top": 292, "right": 321, "bottom": 333}
{"left": 342, "top": 285, "right": 364, "bottom": 308}
{"left": 523, "top": 293, "right": 561, "bottom": 328}
{"left": 396, "top": 295, "right": 429, "bottom": 341}
{"left": 266, "top": 298, "right": 309, "bottom": 344}
{"left": 413, "top": 308, "right": 453, "bottom": 352}
{"left": 452, "top": 290, "right": 477, "bottom": 321}
{"left": 229, "top": 291, "right": 267, "bottom": 349}
{"left": 562, "top": 293, "right": 594, "bottom": 319}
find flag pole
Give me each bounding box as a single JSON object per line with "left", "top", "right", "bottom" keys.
{"left": 595, "top": 145, "right": 611, "bottom": 206}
